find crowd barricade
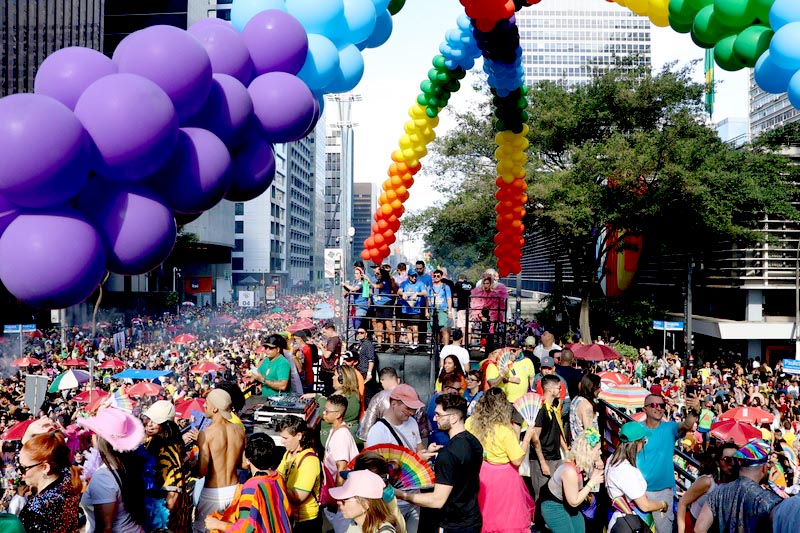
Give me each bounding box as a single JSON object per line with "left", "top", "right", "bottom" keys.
{"left": 598, "top": 399, "right": 699, "bottom": 501}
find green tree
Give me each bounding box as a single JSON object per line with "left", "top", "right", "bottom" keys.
{"left": 418, "top": 64, "right": 799, "bottom": 341}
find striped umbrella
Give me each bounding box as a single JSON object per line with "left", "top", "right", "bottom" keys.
{"left": 709, "top": 420, "right": 762, "bottom": 446}
{"left": 781, "top": 442, "right": 798, "bottom": 468}
{"left": 599, "top": 371, "right": 630, "bottom": 389}
{"left": 599, "top": 384, "right": 650, "bottom": 409}
{"left": 718, "top": 406, "right": 774, "bottom": 425}
{"left": 49, "top": 369, "right": 91, "bottom": 392}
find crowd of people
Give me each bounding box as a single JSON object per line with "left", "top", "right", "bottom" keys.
{"left": 1, "top": 266, "right": 800, "bottom": 532}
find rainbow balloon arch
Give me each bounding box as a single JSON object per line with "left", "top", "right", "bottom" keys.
{"left": 1, "top": 0, "right": 800, "bottom": 309}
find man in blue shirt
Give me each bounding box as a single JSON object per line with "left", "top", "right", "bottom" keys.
{"left": 398, "top": 272, "right": 427, "bottom": 350}
{"left": 429, "top": 269, "right": 453, "bottom": 346}
{"left": 638, "top": 393, "right": 698, "bottom": 533}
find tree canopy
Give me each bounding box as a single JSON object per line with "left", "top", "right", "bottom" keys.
{"left": 410, "top": 63, "right": 799, "bottom": 340}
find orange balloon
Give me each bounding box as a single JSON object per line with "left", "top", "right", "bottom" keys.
{"left": 390, "top": 199, "right": 403, "bottom": 210}
{"left": 360, "top": 249, "right": 371, "bottom": 260}
{"left": 386, "top": 189, "right": 398, "bottom": 201}
{"left": 397, "top": 190, "right": 410, "bottom": 202}
{"left": 374, "top": 233, "right": 385, "bottom": 245}
{"left": 391, "top": 176, "right": 403, "bottom": 188}
{"left": 391, "top": 150, "right": 405, "bottom": 163}
{"left": 381, "top": 204, "right": 393, "bottom": 216}
{"left": 365, "top": 237, "right": 375, "bottom": 248}
{"left": 377, "top": 219, "right": 389, "bottom": 231}
{"left": 369, "top": 248, "right": 381, "bottom": 261}
{"left": 392, "top": 205, "right": 405, "bottom": 217}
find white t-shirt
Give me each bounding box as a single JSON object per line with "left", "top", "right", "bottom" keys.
{"left": 534, "top": 343, "right": 562, "bottom": 360}
{"left": 440, "top": 345, "right": 470, "bottom": 373}
{"left": 366, "top": 417, "right": 422, "bottom": 450}
{"left": 81, "top": 465, "right": 145, "bottom": 533}
{"left": 605, "top": 459, "right": 648, "bottom": 531}
{"left": 324, "top": 425, "right": 359, "bottom": 477}
{"left": 8, "top": 494, "right": 26, "bottom": 515}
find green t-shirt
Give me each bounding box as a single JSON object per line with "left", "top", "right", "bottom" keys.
{"left": 0, "top": 513, "right": 24, "bottom": 533}
{"left": 257, "top": 355, "right": 291, "bottom": 397}
{"left": 698, "top": 408, "right": 715, "bottom": 430}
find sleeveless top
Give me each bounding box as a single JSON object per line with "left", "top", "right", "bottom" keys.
{"left": 690, "top": 476, "right": 716, "bottom": 519}
{"left": 569, "top": 396, "right": 598, "bottom": 443}
{"left": 545, "top": 462, "right": 583, "bottom": 503}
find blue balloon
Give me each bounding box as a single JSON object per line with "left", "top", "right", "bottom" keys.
{"left": 788, "top": 70, "right": 800, "bottom": 110}
{"left": 371, "top": 0, "right": 390, "bottom": 11}
{"left": 339, "top": 0, "right": 377, "bottom": 47}
{"left": 770, "top": 22, "right": 800, "bottom": 71}
{"left": 286, "top": 0, "right": 346, "bottom": 37}
{"left": 297, "top": 34, "right": 341, "bottom": 91}
{"left": 361, "top": 9, "right": 392, "bottom": 49}
{"left": 754, "top": 51, "right": 795, "bottom": 94}
{"left": 231, "top": 0, "right": 287, "bottom": 32}
{"left": 325, "top": 45, "right": 365, "bottom": 93}
{"left": 770, "top": 0, "right": 800, "bottom": 32}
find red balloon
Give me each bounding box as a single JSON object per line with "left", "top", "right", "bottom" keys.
{"left": 365, "top": 236, "right": 375, "bottom": 248}
{"left": 374, "top": 233, "right": 385, "bottom": 245}
{"left": 369, "top": 248, "right": 381, "bottom": 261}
{"left": 360, "top": 249, "right": 371, "bottom": 261}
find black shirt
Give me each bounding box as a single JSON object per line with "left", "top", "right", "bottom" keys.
{"left": 453, "top": 280, "right": 474, "bottom": 311}
{"left": 434, "top": 430, "right": 483, "bottom": 530}
{"left": 534, "top": 403, "right": 563, "bottom": 460}
{"left": 555, "top": 365, "right": 583, "bottom": 399}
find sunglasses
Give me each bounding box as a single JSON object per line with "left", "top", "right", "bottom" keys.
{"left": 263, "top": 344, "right": 277, "bottom": 349}
{"left": 357, "top": 330, "right": 367, "bottom": 334}
{"left": 720, "top": 456, "right": 736, "bottom": 464}
{"left": 18, "top": 461, "right": 43, "bottom": 474}
{"left": 646, "top": 402, "right": 665, "bottom": 409}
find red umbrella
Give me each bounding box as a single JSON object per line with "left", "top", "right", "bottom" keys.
{"left": 62, "top": 359, "right": 87, "bottom": 367}
{"left": 288, "top": 318, "right": 315, "bottom": 333}
{"left": 243, "top": 320, "right": 265, "bottom": 330}
{"left": 718, "top": 406, "right": 774, "bottom": 425}
{"left": 710, "top": 420, "right": 762, "bottom": 445}
{"left": 127, "top": 382, "right": 163, "bottom": 398}
{"left": 171, "top": 333, "right": 198, "bottom": 345}
{"left": 599, "top": 371, "right": 630, "bottom": 388}
{"left": 0, "top": 419, "right": 34, "bottom": 441}
{"left": 10, "top": 357, "right": 42, "bottom": 368}
{"left": 175, "top": 398, "right": 206, "bottom": 419}
{"left": 297, "top": 309, "right": 314, "bottom": 318}
{"left": 268, "top": 313, "right": 282, "bottom": 319}
{"left": 72, "top": 389, "right": 109, "bottom": 404}
{"left": 565, "top": 343, "right": 620, "bottom": 361}
{"left": 191, "top": 361, "right": 225, "bottom": 374}
{"left": 98, "top": 359, "right": 126, "bottom": 370}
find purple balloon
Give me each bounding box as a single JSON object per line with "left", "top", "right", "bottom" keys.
{"left": 149, "top": 127, "right": 232, "bottom": 214}
{"left": 113, "top": 25, "right": 213, "bottom": 121}
{"left": 225, "top": 135, "right": 276, "bottom": 201}
{"left": 0, "top": 94, "right": 90, "bottom": 208}
{"left": 185, "top": 74, "right": 253, "bottom": 147}
{"left": 188, "top": 19, "right": 254, "bottom": 85}
{"left": 0, "top": 196, "right": 20, "bottom": 237}
{"left": 248, "top": 72, "right": 316, "bottom": 143}
{"left": 34, "top": 47, "right": 117, "bottom": 110}
{"left": 75, "top": 73, "right": 179, "bottom": 182}
{"left": 0, "top": 210, "right": 106, "bottom": 308}
{"left": 78, "top": 181, "right": 177, "bottom": 274}
{"left": 243, "top": 10, "right": 309, "bottom": 76}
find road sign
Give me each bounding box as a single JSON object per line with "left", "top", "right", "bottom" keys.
{"left": 238, "top": 291, "right": 255, "bottom": 307}
{"left": 783, "top": 359, "right": 800, "bottom": 375}
{"left": 3, "top": 325, "right": 20, "bottom": 334}
{"left": 653, "top": 320, "right": 684, "bottom": 331}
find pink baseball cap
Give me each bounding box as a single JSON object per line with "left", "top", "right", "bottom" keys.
{"left": 390, "top": 384, "right": 423, "bottom": 409}
{"left": 328, "top": 470, "right": 385, "bottom": 500}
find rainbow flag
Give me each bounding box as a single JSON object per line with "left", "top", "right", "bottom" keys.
{"left": 107, "top": 389, "right": 134, "bottom": 412}
{"left": 704, "top": 48, "right": 715, "bottom": 117}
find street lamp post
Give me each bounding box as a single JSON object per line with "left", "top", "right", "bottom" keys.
{"left": 795, "top": 236, "right": 800, "bottom": 359}
{"left": 172, "top": 267, "right": 181, "bottom": 315}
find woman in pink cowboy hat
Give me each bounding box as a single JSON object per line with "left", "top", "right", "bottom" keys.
{"left": 78, "top": 407, "right": 148, "bottom": 533}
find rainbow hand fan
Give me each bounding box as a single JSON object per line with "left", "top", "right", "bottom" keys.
{"left": 496, "top": 348, "right": 516, "bottom": 373}
{"left": 513, "top": 392, "right": 543, "bottom": 425}
{"left": 348, "top": 443, "right": 435, "bottom": 490}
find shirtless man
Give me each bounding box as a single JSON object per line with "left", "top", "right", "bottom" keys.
{"left": 193, "top": 388, "right": 246, "bottom": 532}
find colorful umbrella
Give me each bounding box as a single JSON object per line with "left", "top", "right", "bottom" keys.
{"left": 599, "top": 384, "right": 650, "bottom": 409}
{"left": 243, "top": 320, "right": 265, "bottom": 331}
{"left": 709, "top": 420, "right": 762, "bottom": 445}
{"left": 565, "top": 343, "right": 620, "bottom": 362}
{"left": 287, "top": 318, "right": 315, "bottom": 333}
{"left": 0, "top": 419, "right": 34, "bottom": 441}
{"left": 781, "top": 442, "right": 798, "bottom": 467}
{"left": 175, "top": 398, "right": 206, "bottom": 419}
{"left": 268, "top": 313, "right": 283, "bottom": 319}
{"left": 297, "top": 309, "right": 314, "bottom": 318}
{"left": 49, "top": 369, "right": 91, "bottom": 392}
{"left": 72, "top": 389, "right": 109, "bottom": 404}
{"left": 98, "top": 359, "right": 126, "bottom": 370}
{"left": 10, "top": 357, "right": 42, "bottom": 368}
{"left": 127, "top": 381, "right": 163, "bottom": 398}
{"left": 62, "top": 359, "right": 87, "bottom": 367}
{"left": 718, "top": 406, "right": 774, "bottom": 425}
{"left": 599, "top": 371, "right": 630, "bottom": 389}
{"left": 191, "top": 361, "right": 225, "bottom": 374}
{"left": 171, "top": 333, "right": 198, "bottom": 345}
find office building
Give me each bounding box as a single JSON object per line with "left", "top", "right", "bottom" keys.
{"left": 352, "top": 182, "right": 377, "bottom": 260}
{"left": 750, "top": 73, "right": 800, "bottom": 138}
{"left": 1, "top": 0, "right": 103, "bottom": 96}
{"left": 516, "top": 0, "right": 650, "bottom": 88}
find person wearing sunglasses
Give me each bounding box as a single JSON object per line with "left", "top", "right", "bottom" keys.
{"left": 636, "top": 393, "right": 699, "bottom": 533}
{"left": 676, "top": 442, "right": 738, "bottom": 533}
{"left": 249, "top": 334, "right": 290, "bottom": 398}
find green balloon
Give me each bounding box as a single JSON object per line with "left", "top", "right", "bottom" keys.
{"left": 420, "top": 80, "right": 433, "bottom": 93}
{"left": 685, "top": 0, "right": 713, "bottom": 10}
{"left": 445, "top": 79, "right": 460, "bottom": 92}
{"left": 692, "top": 5, "right": 737, "bottom": 46}
{"left": 670, "top": 15, "right": 695, "bottom": 33}
{"left": 733, "top": 25, "right": 773, "bottom": 68}
{"left": 387, "top": 0, "right": 406, "bottom": 16}
{"left": 714, "top": 35, "right": 743, "bottom": 71}
{"left": 713, "top": 0, "right": 758, "bottom": 28}
{"left": 495, "top": 119, "right": 506, "bottom": 132}
{"left": 416, "top": 94, "right": 428, "bottom": 107}
{"left": 669, "top": 0, "right": 698, "bottom": 24}
{"left": 750, "top": 0, "right": 775, "bottom": 23}
{"left": 425, "top": 106, "right": 438, "bottom": 118}
{"left": 432, "top": 55, "right": 446, "bottom": 69}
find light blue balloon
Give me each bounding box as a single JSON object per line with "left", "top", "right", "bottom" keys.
{"left": 339, "top": 0, "right": 377, "bottom": 47}
{"left": 297, "top": 34, "right": 341, "bottom": 91}
{"left": 754, "top": 51, "right": 795, "bottom": 94}
{"left": 770, "top": 22, "right": 800, "bottom": 71}
{"left": 770, "top": 0, "right": 800, "bottom": 32}
{"left": 372, "top": 0, "right": 391, "bottom": 11}
{"left": 457, "top": 14, "right": 472, "bottom": 32}
{"left": 788, "top": 70, "right": 800, "bottom": 109}
{"left": 286, "top": 0, "right": 346, "bottom": 36}
{"left": 231, "top": 0, "right": 287, "bottom": 32}
{"left": 361, "top": 9, "right": 392, "bottom": 49}
{"left": 325, "top": 44, "right": 364, "bottom": 93}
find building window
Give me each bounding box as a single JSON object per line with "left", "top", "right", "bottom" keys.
{"left": 235, "top": 221, "right": 244, "bottom": 233}
{"left": 233, "top": 239, "right": 244, "bottom": 252}
{"left": 235, "top": 202, "right": 244, "bottom": 215}
{"left": 231, "top": 257, "right": 244, "bottom": 271}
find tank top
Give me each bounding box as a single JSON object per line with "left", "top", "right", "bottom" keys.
{"left": 546, "top": 462, "right": 583, "bottom": 502}
{"left": 698, "top": 408, "right": 714, "bottom": 431}
{"left": 689, "top": 476, "right": 716, "bottom": 519}
{"left": 569, "top": 396, "right": 598, "bottom": 443}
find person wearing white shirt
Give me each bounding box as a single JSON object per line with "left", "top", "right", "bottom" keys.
{"left": 439, "top": 329, "right": 469, "bottom": 374}
{"left": 533, "top": 331, "right": 561, "bottom": 361}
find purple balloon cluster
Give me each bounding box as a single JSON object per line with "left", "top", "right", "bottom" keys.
{"left": 0, "top": 11, "right": 321, "bottom": 309}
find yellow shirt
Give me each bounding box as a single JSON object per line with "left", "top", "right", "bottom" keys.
{"left": 278, "top": 448, "right": 320, "bottom": 522}
{"left": 465, "top": 419, "right": 525, "bottom": 465}
{"left": 503, "top": 357, "right": 535, "bottom": 403}
{"left": 784, "top": 430, "right": 795, "bottom": 447}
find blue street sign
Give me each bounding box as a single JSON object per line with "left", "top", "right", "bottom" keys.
{"left": 653, "top": 320, "right": 684, "bottom": 331}
{"left": 3, "top": 324, "right": 20, "bottom": 334}
{"left": 21, "top": 324, "right": 36, "bottom": 332}
{"left": 783, "top": 359, "right": 800, "bottom": 375}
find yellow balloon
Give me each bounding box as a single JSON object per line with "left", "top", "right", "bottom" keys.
{"left": 626, "top": 0, "right": 649, "bottom": 15}
{"left": 413, "top": 145, "right": 427, "bottom": 158}
{"left": 648, "top": 0, "right": 669, "bottom": 16}
{"left": 649, "top": 12, "right": 669, "bottom": 27}
{"left": 501, "top": 174, "right": 515, "bottom": 184}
